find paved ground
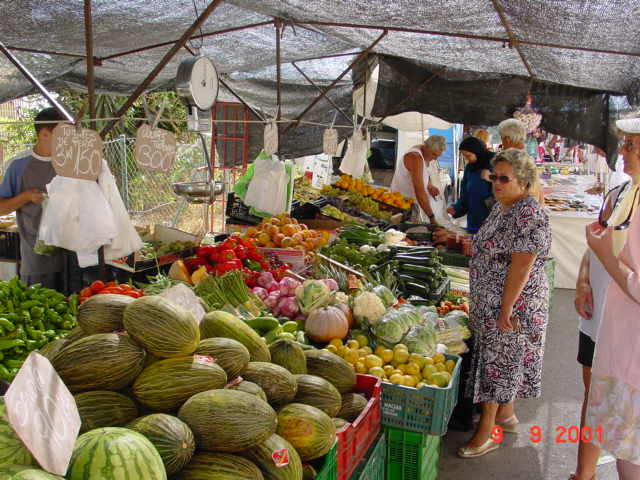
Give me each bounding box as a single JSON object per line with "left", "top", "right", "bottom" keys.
{"left": 439, "top": 289, "right": 618, "bottom": 480}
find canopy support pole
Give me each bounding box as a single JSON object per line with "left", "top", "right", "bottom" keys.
{"left": 100, "top": 0, "right": 226, "bottom": 138}
{"left": 490, "top": 0, "right": 535, "bottom": 79}
{"left": 291, "top": 62, "right": 351, "bottom": 124}
{"left": 282, "top": 29, "right": 387, "bottom": 135}
{"left": 218, "top": 78, "right": 266, "bottom": 123}
{"left": 275, "top": 18, "right": 282, "bottom": 147}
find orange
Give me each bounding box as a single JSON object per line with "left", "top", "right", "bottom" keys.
{"left": 266, "top": 225, "right": 279, "bottom": 237}
{"left": 273, "top": 233, "right": 285, "bottom": 246}
{"left": 281, "top": 237, "right": 294, "bottom": 248}
{"left": 257, "top": 232, "right": 270, "bottom": 245}
{"left": 281, "top": 224, "right": 296, "bottom": 237}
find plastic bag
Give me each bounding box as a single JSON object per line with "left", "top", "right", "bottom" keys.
{"left": 244, "top": 155, "right": 288, "bottom": 215}
{"left": 323, "top": 128, "right": 338, "bottom": 156}
{"left": 264, "top": 120, "right": 279, "bottom": 155}
{"left": 34, "top": 197, "right": 60, "bottom": 256}
{"left": 402, "top": 324, "right": 437, "bottom": 356}
{"left": 339, "top": 127, "right": 369, "bottom": 178}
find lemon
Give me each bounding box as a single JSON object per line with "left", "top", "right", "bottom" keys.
{"left": 435, "top": 363, "right": 447, "bottom": 372}
{"left": 406, "top": 362, "right": 421, "bottom": 376}
{"left": 361, "top": 346, "right": 373, "bottom": 355}
{"left": 383, "top": 365, "right": 395, "bottom": 377}
{"left": 374, "top": 345, "right": 386, "bottom": 356}
{"left": 403, "top": 375, "right": 418, "bottom": 387}
{"left": 440, "top": 371, "right": 452, "bottom": 382}
{"left": 329, "top": 338, "right": 344, "bottom": 348}
{"left": 392, "top": 369, "right": 403, "bottom": 377}
{"left": 344, "top": 349, "right": 360, "bottom": 365}
{"left": 390, "top": 373, "right": 404, "bottom": 385}
{"left": 445, "top": 359, "right": 456, "bottom": 373}
{"left": 409, "top": 353, "right": 426, "bottom": 369}
{"left": 368, "top": 366, "right": 385, "bottom": 378}
{"left": 397, "top": 363, "right": 408, "bottom": 374}
{"left": 393, "top": 349, "right": 410, "bottom": 366}
{"left": 422, "top": 364, "right": 438, "bottom": 379}
{"left": 393, "top": 343, "right": 409, "bottom": 352}
{"left": 416, "top": 381, "right": 427, "bottom": 389}
{"left": 432, "top": 353, "right": 445, "bottom": 364}
{"left": 429, "top": 372, "right": 450, "bottom": 388}
{"left": 380, "top": 349, "right": 394, "bottom": 364}
{"left": 365, "top": 354, "right": 384, "bottom": 369}
{"left": 356, "top": 335, "right": 369, "bottom": 348}
{"left": 355, "top": 362, "right": 368, "bottom": 374}
{"left": 326, "top": 344, "right": 338, "bottom": 355}
{"left": 409, "top": 374, "right": 422, "bottom": 386}
{"left": 423, "top": 356, "right": 434, "bottom": 366}
{"left": 338, "top": 346, "right": 350, "bottom": 358}
{"left": 357, "top": 348, "right": 368, "bottom": 358}
{"left": 346, "top": 339, "right": 360, "bottom": 350}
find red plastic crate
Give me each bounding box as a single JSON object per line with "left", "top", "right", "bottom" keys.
{"left": 336, "top": 374, "right": 382, "bottom": 480}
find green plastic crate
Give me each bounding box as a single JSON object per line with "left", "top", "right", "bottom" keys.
{"left": 351, "top": 434, "right": 386, "bottom": 480}
{"left": 315, "top": 442, "right": 337, "bottom": 480}
{"left": 381, "top": 354, "right": 461, "bottom": 435}
{"left": 385, "top": 427, "right": 441, "bottom": 480}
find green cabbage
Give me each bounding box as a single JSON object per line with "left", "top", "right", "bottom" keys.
{"left": 295, "top": 280, "right": 331, "bottom": 315}
{"left": 402, "top": 324, "right": 437, "bottom": 356}
{"left": 372, "top": 305, "right": 422, "bottom": 345}
{"left": 372, "top": 285, "right": 396, "bottom": 308}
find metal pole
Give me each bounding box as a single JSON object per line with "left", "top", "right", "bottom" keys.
{"left": 291, "top": 62, "right": 351, "bottom": 124}
{"left": 0, "top": 42, "right": 74, "bottom": 122}
{"left": 218, "top": 77, "right": 266, "bottom": 122}
{"left": 100, "top": 0, "right": 226, "bottom": 138}
{"left": 275, "top": 19, "right": 282, "bottom": 146}
{"left": 84, "top": 0, "right": 96, "bottom": 130}
{"left": 491, "top": 0, "right": 535, "bottom": 78}
{"left": 121, "top": 135, "right": 129, "bottom": 209}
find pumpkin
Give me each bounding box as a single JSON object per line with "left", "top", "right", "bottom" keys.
{"left": 304, "top": 306, "right": 348, "bottom": 343}
{"left": 333, "top": 303, "right": 353, "bottom": 328}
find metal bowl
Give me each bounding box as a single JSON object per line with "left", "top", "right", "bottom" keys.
{"left": 172, "top": 181, "right": 224, "bottom": 200}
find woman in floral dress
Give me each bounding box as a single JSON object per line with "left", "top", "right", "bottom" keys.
{"left": 459, "top": 149, "right": 552, "bottom": 458}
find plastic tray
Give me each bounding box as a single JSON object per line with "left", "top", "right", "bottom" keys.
{"left": 385, "top": 426, "right": 441, "bottom": 480}
{"left": 437, "top": 249, "right": 470, "bottom": 268}
{"left": 314, "top": 441, "right": 337, "bottom": 480}
{"left": 336, "top": 374, "right": 382, "bottom": 480}
{"left": 381, "top": 354, "right": 461, "bottom": 435}
{"left": 225, "top": 193, "right": 262, "bottom": 225}
{"left": 351, "top": 433, "right": 386, "bottom": 480}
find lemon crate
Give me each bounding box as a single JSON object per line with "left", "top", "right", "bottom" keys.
{"left": 385, "top": 427, "right": 441, "bottom": 480}
{"left": 315, "top": 441, "right": 338, "bottom": 480}
{"left": 350, "top": 433, "right": 386, "bottom": 480}
{"left": 380, "top": 354, "right": 461, "bottom": 435}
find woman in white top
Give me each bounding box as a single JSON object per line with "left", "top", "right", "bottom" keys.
{"left": 390, "top": 135, "right": 447, "bottom": 225}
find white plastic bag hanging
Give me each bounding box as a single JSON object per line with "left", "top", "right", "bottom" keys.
{"left": 264, "top": 120, "right": 279, "bottom": 156}
{"left": 339, "top": 121, "right": 369, "bottom": 178}
{"left": 323, "top": 112, "right": 339, "bottom": 156}
{"left": 244, "top": 155, "right": 288, "bottom": 215}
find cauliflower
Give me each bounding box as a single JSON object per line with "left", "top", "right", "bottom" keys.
{"left": 330, "top": 291, "right": 349, "bottom": 305}
{"left": 353, "top": 291, "right": 386, "bottom": 325}
{"left": 383, "top": 229, "right": 406, "bottom": 245}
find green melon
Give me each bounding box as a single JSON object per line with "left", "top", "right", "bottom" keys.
{"left": 133, "top": 356, "right": 227, "bottom": 411}
{"left": 293, "top": 374, "right": 342, "bottom": 417}
{"left": 243, "top": 433, "right": 303, "bottom": 480}
{"left": 337, "top": 393, "right": 368, "bottom": 422}
{"left": 0, "top": 465, "right": 64, "bottom": 479}
{"left": 63, "top": 326, "right": 90, "bottom": 344}
{"left": 174, "top": 452, "right": 264, "bottom": 480}
{"left": 178, "top": 389, "right": 277, "bottom": 452}
{"left": 74, "top": 391, "right": 138, "bottom": 433}
{"left": 66, "top": 427, "right": 166, "bottom": 480}
{"left": 269, "top": 339, "right": 307, "bottom": 374}
{"left": 276, "top": 403, "right": 336, "bottom": 461}
{"left": 0, "top": 398, "right": 36, "bottom": 467}
{"left": 127, "top": 414, "right": 195, "bottom": 476}
{"left": 77, "top": 294, "right": 134, "bottom": 334}
{"left": 194, "top": 337, "right": 250, "bottom": 379}
{"left": 304, "top": 349, "right": 356, "bottom": 393}
{"left": 241, "top": 362, "right": 297, "bottom": 407}
{"left": 37, "top": 338, "right": 71, "bottom": 361}
{"left": 52, "top": 333, "right": 146, "bottom": 392}
{"left": 199, "top": 311, "right": 270, "bottom": 362}
{"left": 123, "top": 296, "right": 200, "bottom": 358}
{"left": 332, "top": 418, "right": 349, "bottom": 429}
{"left": 227, "top": 380, "right": 268, "bottom": 402}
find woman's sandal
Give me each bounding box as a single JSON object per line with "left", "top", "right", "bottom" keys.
{"left": 496, "top": 414, "right": 520, "bottom": 433}
{"left": 458, "top": 437, "right": 501, "bottom": 458}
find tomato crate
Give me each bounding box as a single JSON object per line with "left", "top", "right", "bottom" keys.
{"left": 336, "top": 374, "right": 382, "bottom": 480}
{"left": 314, "top": 441, "right": 337, "bottom": 480}
{"left": 381, "top": 354, "right": 461, "bottom": 435}
{"left": 384, "top": 426, "right": 441, "bottom": 480}
{"left": 351, "top": 433, "right": 386, "bottom": 480}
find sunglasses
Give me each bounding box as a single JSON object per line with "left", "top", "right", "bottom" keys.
{"left": 489, "top": 174, "right": 514, "bottom": 184}
{"left": 599, "top": 182, "right": 639, "bottom": 230}
{"left": 619, "top": 139, "right": 639, "bottom": 152}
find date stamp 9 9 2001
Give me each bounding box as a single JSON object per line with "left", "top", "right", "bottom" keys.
{"left": 491, "top": 425, "right": 604, "bottom": 444}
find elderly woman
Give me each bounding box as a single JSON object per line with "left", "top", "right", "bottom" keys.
{"left": 391, "top": 135, "right": 447, "bottom": 225}
{"left": 458, "top": 149, "right": 552, "bottom": 458}
{"left": 447, "top": 137, "right": 495, "bottom": 233}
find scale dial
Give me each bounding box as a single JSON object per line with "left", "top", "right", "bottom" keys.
{"left": 176, "top": 56, "right": 219, "bottom": 110}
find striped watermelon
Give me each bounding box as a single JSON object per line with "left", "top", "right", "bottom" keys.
{"left": 174, "top": 452, "right": 264, "bottom": 480}
{"left": 226, "top": 380, "right": 268, "bottom": 402}
{"left": 243, "top": 433, "right": 303, "bottom": 480}
{"left": 0, "top": 465, "right": 64, "bottom": 479}
{"left": 52, "top": 333, "right": 146, "bottom": 392}
{"left": 66, "top": 427, "right": 166, "bottom": 480}
{"left": 276, "top": 403, "right": 336, "bottom": 461}
{"left": 37, "top": 338, "right": 71, "bottom": 361}
{"left": 199, "top": 311, "right": 270, "bottom": 362}
{"left": 127, "top": 414, "right": 195, "bottom": 476}
{"left": 0, "top": 397, "right": 36, "bottom": 467}
{"left": 133, "top": 356, "right": 227, "bottom": 411}
{"left": 194, "top": 337, "right": 250, "bottom": 379}
{"left": 240, "top": 362, "right": 298, "bottom": 407}
{"left": 74, "top": 391, "right": 138, "bottom": 433}
{"left": 123, "top": 296, "right": 200, "bottom": 358}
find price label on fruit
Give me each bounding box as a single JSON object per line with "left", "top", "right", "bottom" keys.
{"left": 4, "top": 352, "right": 81, "bottom": 475}
{"left": 272, "top": 447, "right": 290, "bottom": 467}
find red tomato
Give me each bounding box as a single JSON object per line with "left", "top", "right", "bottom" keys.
{"left": 90, "top": 281, "right": 105, "bottom": 293}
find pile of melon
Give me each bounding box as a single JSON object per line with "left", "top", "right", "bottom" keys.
{"left": 0, "top": 294, "right": 372, "bottom": 479}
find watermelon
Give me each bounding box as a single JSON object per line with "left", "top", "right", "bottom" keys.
{"left": 243, "top": 433, "right": 303, "bottom": 480}
{"left": 133, "top": 356, "right": 227, "bottom": 411}
{"left": 66, "top": 427, "right": 167, "bottom": 480}
{"left": 123, "top": 296, "right": 200, "bottom": 358}
{"left": 304, "top": 350, "right": 356, "bottom": 393}
{"left": 293, "top": 374, "right": 342, "bottom": 417}
{"left": 269, "top": 339, "right": 307, "bottom": 374}
{"left": 337, "top": 393, "right": 368, "bottom": 422}
{"left": 64, "top": 326, "right": 90, "bottom": 344}
{"left": 74, "top": 391, "right": 138, "bottom": 433}
{"left": 194, "top": 337, "right": 250, "bottom": 379}
{"left": 127, "top": 414, "right": 195, "bottom": 476}
{"left": 199, "top": 311, "right": 270, "bottom": 362}
{"left": 175, "top": 452, "right": 264, "bottom": 480}
{"left": 276, "top": 403, "right": 336, "bottom": 461}
{"left": 0, "top": 465, "right": 64, "bottom": 479}
{"left": 240, "top": 362, "right": 297, "bottom": 407}
{"left": 52, "top": 333, "right": 146, "bottom": 392}
{"left": 226, "top": 380, "right": 268, "bottom": 402}
{"left": 178, "top": 389, "right": 277, "bottom": 452}
{"left": 77, "top": 294, "right": 134, "bottom": 334}
{"left": 0, "top": 398, "right": 36, "bottom": 467}
{"left": 37, "top": 338, "right": 71, "bottom": 361}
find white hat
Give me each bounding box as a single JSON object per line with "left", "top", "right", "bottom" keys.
{"left": 616, "top": 117, "right": 640, "bottom": 134}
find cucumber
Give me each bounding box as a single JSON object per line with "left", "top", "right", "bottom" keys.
{"left": 245, "top": 317, "right": 280, "bottom": 332}
{"left": 281, "top": 321, "right": 299, "bottom": 333}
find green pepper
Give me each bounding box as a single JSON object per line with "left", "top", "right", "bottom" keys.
{"left": 68, "top": 295, "right": 78, "bottom": 315}
{"left": 21, "top": 311, "right": 31, "bottom": 325}
{"left": 30, "top": 306, "right": 45, "bottom": 319}
{"left": 25, "top": 339, "right": 38, "bottom": 350}
{"left": 4, "top": 359, "right": 24, "bottom": 369}
{"left": 1, "top": 326, "right": 25, "bottom": 340}
{"left": 5, "top": 299, "right": 14, "bottom": 313}
{"left": 35, "top": 338, "right": 48, "bottom": 348}
{"left": 44, "top": 322, "right": 54, "bottom": 330}
{"left": 0, "top": 352, "right": 3, "bottom": 361}
{"left": 5, "top": 313, "right": 18, "bottom": 323}
{"left": 0, "top": 318, "right": 15, "bottom": 332}
{"left": 30, "top": 283, "right": 42, "bottom": 290}
{"left": 54, "top": 302, "right": 67, "bottom": 314}
{"left": 43, "top": 330, "right": 57, "bottom": 339}
{"left": 0, "top": 364, "right": 11, "bottom": 380}
{"left": 26, "top": 327, "right": 44, "bottom": 340}
{"left": 0, "top": 339, "right": 25, "bottom": 350}
{"left": 46, "top": 310, "right": 61, "bottom": 324}
{"left": 20, "top": 300, "right": 40, "bottom": 310}
{"left": 40, "top": 288, "right": 57, "bottom": 298}
{"left": 60, "top": 321, "right": 74, "bottom": 330}
{"left": 34, "top": 319, "right": 45, "bottom": 331}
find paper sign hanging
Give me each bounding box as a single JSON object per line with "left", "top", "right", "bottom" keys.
{"left": 134, "top": 124, "right": 177, "bottom": 173}
{"left": 5, "top": 352, "right": 81, "bottom": 476}
{"left": 51, "top": 123, "right": 103, "bottom": 181}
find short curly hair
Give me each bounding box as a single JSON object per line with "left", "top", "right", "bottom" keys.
{"left": 424, "top": 135, "right": 447, "bottom": 153}
{"left": 492, "top": 148, "right": 537, "bottom": 189}
{"left": 498, "top": 118, "right": 527, "bottom": 144}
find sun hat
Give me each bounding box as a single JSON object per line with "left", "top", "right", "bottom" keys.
{"left": 616, "top": 116, "right": 640, "bottom": 134}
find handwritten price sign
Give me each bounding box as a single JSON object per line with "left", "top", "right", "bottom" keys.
{"left": 5, "top": 352, "right": 81, "bottom": 475}
{"left": 134, "top": 124, "right": 176, "bottom": 173}
{"left": 51, "top": 123, "right": 103, "bottom": 181}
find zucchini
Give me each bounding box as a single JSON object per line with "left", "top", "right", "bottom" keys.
{"left": 245, "top": 317, "right": 281, "bottom": 332}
